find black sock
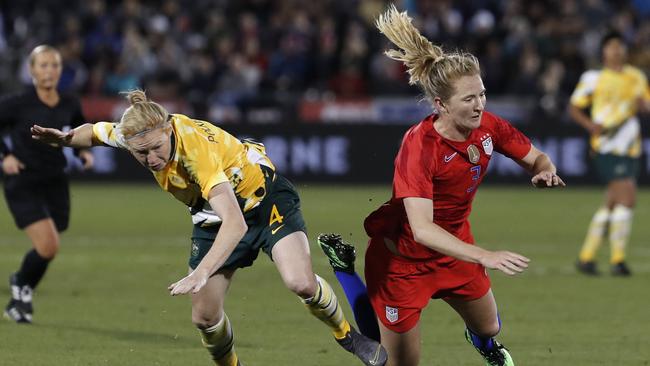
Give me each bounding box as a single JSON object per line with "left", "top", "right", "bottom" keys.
{"left": 17, "top": 249, "right": 51, "bottom": 289}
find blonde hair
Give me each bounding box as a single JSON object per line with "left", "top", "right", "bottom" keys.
{"left": 29, "top": 44, "right": 61, "bottom": 66}
{"left": 376, "top": 5, "right": 480, "bottom": 102}
{"left": 119, "top": 90, "right": 170, "bottom": 138}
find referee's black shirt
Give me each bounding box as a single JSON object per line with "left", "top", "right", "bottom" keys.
{"left": 0, "top": 86, "right": 85, "bottom": 178}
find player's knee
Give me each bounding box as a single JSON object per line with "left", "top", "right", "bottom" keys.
{"left": 35, "top": 239, "right": 60, "bottom": 259}
{"left": 192, "top": 311, "right": 222, "bottom": 329}
{"left": 285, "top": 275, "right": 317, "bottom": 298}
{"left": 475, "top": 320, "right": 501, "bottom": 338}
{"left": 388, "top": 346, "right": 420, "bottom": 366}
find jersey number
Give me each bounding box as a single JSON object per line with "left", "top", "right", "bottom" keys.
{"left": 269, "top": 204, "right": 284, "bottom": 226}
{"left": 467, "top": 165, "right": 481, "bottom": 193}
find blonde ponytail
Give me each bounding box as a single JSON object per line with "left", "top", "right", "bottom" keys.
{"left": 376, "top": 5, "right": 480, "bottom": 102}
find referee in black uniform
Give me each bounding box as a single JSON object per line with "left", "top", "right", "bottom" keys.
{"left": 1, "top": 45, "right": 94, "bottom": 323}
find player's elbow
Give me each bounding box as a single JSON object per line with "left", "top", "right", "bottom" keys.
{"left": 220, "top": 214, "right": 248, "bottom": 242}
{"left": 411, "top": 225, "right": 429, "bottom": 245}
{"left": 233, "top": 217, "right": 248, "bottom": 238}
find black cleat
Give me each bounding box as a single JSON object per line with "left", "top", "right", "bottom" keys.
{"left": 337, "top": 327, "right": 387, "bottom": 366}
{"left": 611, "top": 262, "right": 632, "bottom": 277}
{"left": 5, "top": 273, "right": 33, "bottom": 323}
{"left": 317, "top": 233, "right": 356, "bottom": 274}
{"left": 4, "top": 299, "right": 31, "bottom": 324}
{"left": 576, "top": 260, "right": 600, "bottom": 276}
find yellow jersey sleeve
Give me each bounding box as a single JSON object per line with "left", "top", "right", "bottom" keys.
{"left": 91, "top": 122, "right": 129, "bottom": 149}
{"left": 570, "top": 70, "right": 599, "bottom": 109}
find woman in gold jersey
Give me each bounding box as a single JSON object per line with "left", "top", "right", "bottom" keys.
{"left": 570, "top": 31, "right": 650, "bottom": 276}
{"left": 30, "top": 90, "right": 387, "bottom": 366}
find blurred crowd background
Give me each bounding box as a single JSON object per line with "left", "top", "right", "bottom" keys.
{"left": 1, "top": 0, "right": 649, "bottom": 124}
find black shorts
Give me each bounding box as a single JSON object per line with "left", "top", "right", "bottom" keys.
{"left": 189, "top": 170, "right": 307, "bottom": 270}
{"left": 3, "top": 174, "right": 70, "bottom": 231}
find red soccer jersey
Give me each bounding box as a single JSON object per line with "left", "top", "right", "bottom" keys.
{"left": 364, "top": 111, "right": 531, "bottom": 260}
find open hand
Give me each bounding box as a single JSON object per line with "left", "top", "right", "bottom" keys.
{"left": 531, "top": 171, "right": 565, "bottom": 188}
{"left": 168, "top": 270, "right": 209, "bottom": 296}
{"left": 479, "top": 250, "right": 530, "bottom": 275}
{"left": 31, "top": 125, "right": 74, "bottom": 146}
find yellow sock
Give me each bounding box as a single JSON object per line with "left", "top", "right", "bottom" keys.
{"left": 199, "top": 313, "right": 239, "bottom": 366}
{"left": 579, "top": 207, "right": 610, "bottom": 262}
{"left": 302, "top": 274, "right": 351, "bottom": 339}
{"left": 609, "top": 205, "right": 633, "bottom": 264}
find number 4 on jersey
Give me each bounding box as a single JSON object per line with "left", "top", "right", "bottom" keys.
{"left": 269, "top": 204, "right": 284, "bottom": 226}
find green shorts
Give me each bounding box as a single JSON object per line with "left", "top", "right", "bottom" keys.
{"left": 593, "top": 153, "right": 639, "bottom": 183}
{"left": 189, "top": 170, "right": 307, "bottom": 270}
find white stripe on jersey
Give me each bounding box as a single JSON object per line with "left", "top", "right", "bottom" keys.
{"left": 595, "top": 117, "right": 640, "bottom": 155}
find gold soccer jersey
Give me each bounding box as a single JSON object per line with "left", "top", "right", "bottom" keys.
{"left": 570, "top": 65, "right": 650, "bottom": 157}
{"left": 91, "top": 114, "right": 274, "bottom": 225}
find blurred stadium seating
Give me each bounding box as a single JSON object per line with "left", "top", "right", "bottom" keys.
{"left": 1, "top": 0, "right": 649, "bottom": 183}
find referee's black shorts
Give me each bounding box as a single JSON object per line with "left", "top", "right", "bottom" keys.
{"left": 3, "top": 173, "right": 70, "bottom": 231}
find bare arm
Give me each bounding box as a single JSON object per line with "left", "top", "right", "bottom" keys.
{"left": 517, "top": 145, "right": 566, "bottom": 188}
{"left": 168, "top": 182, "right": 247, "bottom": 295}
{"left": 569, "top": 104, "right": 601, "bottom": 135}
{"left": 404, "top": 197, "right": 529, "bottom": 275}
{"left": 31, "top": 123, "right": 96, "bottom": 148}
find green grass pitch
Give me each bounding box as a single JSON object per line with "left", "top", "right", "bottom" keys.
{"left": 1, "top": 183, "right": 649, "bottom": 365}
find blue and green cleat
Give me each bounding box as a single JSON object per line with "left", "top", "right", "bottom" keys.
{"left": 317, "top": 233, "right": 356, "bottom": 274}
{"left": 465, "top": 329, "right": 514, "bottom": 366}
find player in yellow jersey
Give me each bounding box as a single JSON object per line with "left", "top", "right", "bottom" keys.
{"left": 570, "top": 31, "right": 650, "bottom": 276}
{"left": 30, "top": 90, "right": 387, "bottom": 366}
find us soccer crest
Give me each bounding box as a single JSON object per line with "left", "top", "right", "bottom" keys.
{"left": 386, "top": 306, "right": 399, "bottom": 323}
{"left": 467, "top": 144, "right": 480, "bottom": 164}
{"left": 481, "top": 136, "right": 493, "bottom": 155}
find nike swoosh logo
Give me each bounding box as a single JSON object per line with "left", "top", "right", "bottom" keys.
{"left": 369, "top": 345, "right": 382, "bottom": 365}
{"left": 271, "top": 224, "right": 285, "bottom": 235}
{"left": 444, "top": 152, "right": 457, "bottom": 163}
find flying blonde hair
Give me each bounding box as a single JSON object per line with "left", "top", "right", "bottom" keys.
{"left": 118, "top": 90, "right": 170, "bottom": 139}
{"left": 376, "top": 5, "right": 480, "bottom": 102}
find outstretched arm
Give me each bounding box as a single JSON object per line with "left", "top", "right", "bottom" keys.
{"left": 168, "top": 182, "right": 248, "bottom": 295}
{"left": 517, "top": 145, "right": 566, "bottom": 188}
{"left": 404, "top": 197, "right": 530, "bottom": 275}
{"left": 31, "top": 123, "right": 96, "bottom": 148}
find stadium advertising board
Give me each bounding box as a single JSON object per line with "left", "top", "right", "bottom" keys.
{"left": 63, "top": 124, "right": 650, "bottom": 185}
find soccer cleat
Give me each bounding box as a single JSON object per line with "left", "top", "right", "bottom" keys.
{"left": 465, "top": 329, "right": 514, "bottom": 366}
{"left": 576, "top": 260, "right": 600, "bottom": 276}
{"left": 337, "top": 327, "right": 387, "bottom": 366}
{"left": 6, "top": 273, "right": 33, "bottom": 321}
{"left": 611, "top": 262, "right": 632, "bottom": 277}
{"left": 317, "top": 233, "right": 356, "bottom": 274}
{"left": 4, "top": 299, "right": 31, "bottom": 324}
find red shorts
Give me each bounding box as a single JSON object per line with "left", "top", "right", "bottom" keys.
{"left": 364, "top": 237, "right": 491, "bottom": 333}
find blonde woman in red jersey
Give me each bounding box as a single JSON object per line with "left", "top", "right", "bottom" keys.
{"left": 319, "top": 5, "right": 565, "bottom": 366}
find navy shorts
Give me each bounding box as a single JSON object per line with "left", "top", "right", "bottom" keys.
{"left": 592, "top": 153, "right": 639, "bottom": 183}
{"left": 189, "top": 171, "right": 307, "bottom": 271}
{"left": 3, "top": 174, "right": 70, "bottom": 231}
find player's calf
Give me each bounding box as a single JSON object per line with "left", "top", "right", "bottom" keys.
{"left": 198, "top": 313, "right": 240, "bottom": 366}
